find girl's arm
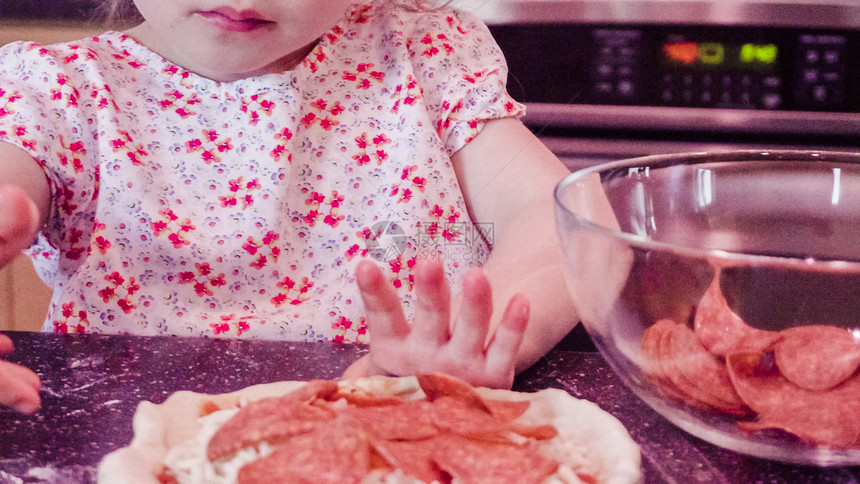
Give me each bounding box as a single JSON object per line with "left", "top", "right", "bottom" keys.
{"left": 0, "top": 141, "right": 49, "bottom": 413}
{"left": 449, "top": 117, "right": 577, "bottom": 373}
{"left": 0, "top": 142, "right": 49, "bottom": 266}
{"left": 344, "top": 118, "right": 580, "bottom": 388}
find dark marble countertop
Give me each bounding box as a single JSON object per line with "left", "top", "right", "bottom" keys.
{"left": 0, "top": 330, "right": 857, "bottom": 483}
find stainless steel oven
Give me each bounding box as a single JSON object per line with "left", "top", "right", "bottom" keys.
{"left": 476, "top": 0, "right": 860, "bottom": 170}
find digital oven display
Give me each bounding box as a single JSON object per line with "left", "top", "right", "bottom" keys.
{"left": 656, "top": 34, "right": 783, "bottom": 108}
{"left": 588, "top": 28, "right": 850, "bottom": 111}
{"left": 489, "top": 23, "right": 856, "bottom": 113}
{"left": 661, "top": 39, "right": 778, "bottom": 72}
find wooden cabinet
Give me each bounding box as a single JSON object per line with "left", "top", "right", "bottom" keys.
{"left": 0, "top": 22, "right": 103, "bottom": 47}
{"left": 0, "top": 256, "right": 52, "bottom": 331}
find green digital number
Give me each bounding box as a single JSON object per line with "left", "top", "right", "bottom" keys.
{"left": 741, "top": 43, "right": 778, "bottom": 64}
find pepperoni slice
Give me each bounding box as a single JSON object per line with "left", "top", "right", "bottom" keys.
{"left": 237, "top": 423, "right": 372, "bottom": 484}
{"left": 641, "top": 319, "right": 674, "bottom": 381}
{"left": 727, "top": 351, "right": 860, "bottom": 448}
{"left": 207, "top": 396, "right": 334, "bottom": 462}
{"left": 341, "top": 400, "right": 438, "bottom": 441}
{"left": 284, "top": 379, "right": 340, "bottom": 404}
{"left": 156, "top": 468, "right": 180, "bottom": 484}
{"left": 774, "top": 325, "right": 860, "bottom": 391}
{"left": 198, "top": 400, "right": 222, "bottom": 417}
{"left": 427, "top": 395, "right": 513, "bottom": 439}
{"left": 373, "top": 434, "right": 560, "bottom": 484}
{"left": 417, "top": 372, "right": 535, "bottom": 423}
{"left": 417, "top": 373, "right": 491, "bottom": 414}
{"left": 431, "top": 434, "right": 560, "bottom": 484}
{"left": 483, "top": 398, "right": 531, "bottom": 422}
{"left": 333, "top": 390, "right": 404, "bottom": 407}
{"left": 694, "top": 279, "right": 780, "bottom": 356}
{"left": 369, "top": 438, "right": 446, "bottom": 483}
{"left": 207, "top": 380, "right": 341, "bottom": 461}
{"left": 660, "top": 322, "right": 748, "bottom": 414}
{"left": 511, "top": 422, "right": 559, "bottom": 441}
{"left": 641, "top": 319, "right": 700, "bottom": 405}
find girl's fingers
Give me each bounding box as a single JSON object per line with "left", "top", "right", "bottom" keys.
{"left": 0, "top": 334, "right": 13, "bottom": 355}
{"left": 356, "top": 259, "right": 527, "bottom": 389}
{"left": 7, "top": 358, "right": 41, "bottom": 389}
{"left": 410, "top": 259, "right": 451, "bottom": 346}
{"left": 0, "top": 185, "right": 39, "bottom": 254}
{"left": 485, "top": 293, "right": 529, "bottom": 379}
{"left": 0, "top": 361, "right": 41, "bottom": 414}
{"left": 355, "top": 259, "right": 409, "bottom": 341}
{"left": 449, "top": 268, "right": 493, "bottom": 356}
{"left": 0, "top": 335, "right": 40, "bottom": 389}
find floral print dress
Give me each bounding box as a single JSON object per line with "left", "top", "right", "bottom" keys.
{"left": 0, "top": 0, "right": 523, "bottom": 342}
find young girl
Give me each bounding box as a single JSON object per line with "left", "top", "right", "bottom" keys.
{"left": 0, "top": 0, "right": 576, "bottom": 413}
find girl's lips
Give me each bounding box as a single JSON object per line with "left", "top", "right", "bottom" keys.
{"left": 197, "top": 8, "right": 274, "bottom": 33}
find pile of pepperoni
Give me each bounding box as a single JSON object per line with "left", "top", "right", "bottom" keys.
{"left": 641, "top": 278, "right": 860, "bottom": 448}
{"left": 163, "top": 373, "right": 586, "bottom": 484}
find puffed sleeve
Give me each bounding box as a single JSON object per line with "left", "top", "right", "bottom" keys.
{"left": 403, "top": 8, "right": 526, "bottom": 156}
{"left": 0, "top": 40, "right": 100, "bottom": 264}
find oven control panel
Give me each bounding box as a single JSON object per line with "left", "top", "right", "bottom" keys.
{"left": 490, "top": 24, "right": 859, "bottom": 113}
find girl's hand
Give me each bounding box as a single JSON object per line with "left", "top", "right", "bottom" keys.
{"left": 342, "top": 258, "right": 529, "bottom": 389}
{"left": 0, "top": 334, "right": 41, "bottom": 414}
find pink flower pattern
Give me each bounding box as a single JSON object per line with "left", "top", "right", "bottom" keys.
{"left": 0, "top": 1, "right": 523, "bottom": 342}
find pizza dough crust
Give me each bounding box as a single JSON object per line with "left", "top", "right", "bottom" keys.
{"left": 98, "top": 377, "right": 640, "bottom": 484}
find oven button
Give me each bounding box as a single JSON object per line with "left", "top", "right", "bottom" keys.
{"left": 762, "top": 76, "right": 781, "bottom": 88}
{"left": 617, "top": 80, "right": 635, "bottom": 97}
{"left": 822, "top": 71, "right": 841, "bottom": 83}
{"left": 596, "top": 63, "right": 613, "bottom": 78}
{"left": 804, "top": 49, "right": 820, "bottom": 64}
{"left": 661, "top": 88, "right": 674, "bottom": 103}
{"left": 802, "top": 69, "right": 820, "bottom": 83}
{"left": 823, "top": 49, "right": 841, "bottom": 65}
{"left": 812, "top": 85, "right": 828, "bottom": 102}
{"left": 620, "top": 46, "right": 638, "bottom": 58}
{"left": 595, "top": 81, "right": 614, "bottom": 94}
{"left": 761, "top": 93, "right": 782, "bottom": 110}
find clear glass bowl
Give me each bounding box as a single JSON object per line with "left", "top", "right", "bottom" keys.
{"left": 554, "top": 150, "right": 860, "bottom": 466}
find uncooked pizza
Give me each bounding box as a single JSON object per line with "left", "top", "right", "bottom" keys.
{"left": 98, "top": 373, "right": 640, "bottom": 483}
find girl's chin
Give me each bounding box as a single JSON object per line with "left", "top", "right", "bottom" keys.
{"left": 189, "top": 59, "right": 296, "bottom": 81}
{"left": 195, "top": 48, "right": 312, "bottom": 80}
